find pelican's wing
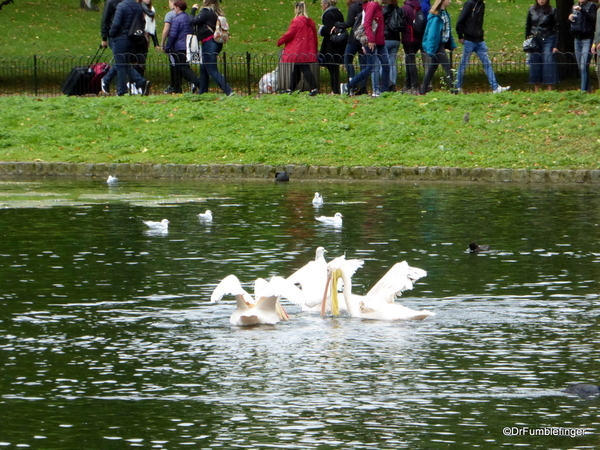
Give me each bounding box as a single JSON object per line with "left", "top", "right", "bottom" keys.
{"left": 211, "top": 274, "right": 253, "bottom": 304}
{"left": 328, "top": 255, "right": 364, "bottom": 277}
{"left": 367, "top": 261, "right": 427, "bottom": 303}
{"left": 287, "top": 260, "right": 323, "bottom": 286}
{"left": 268, "top": 276, "right": 307, "bottom": 305}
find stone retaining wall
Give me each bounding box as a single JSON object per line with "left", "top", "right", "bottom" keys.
{"left": 1, "top": 162, "right": 599, "bottom": 184}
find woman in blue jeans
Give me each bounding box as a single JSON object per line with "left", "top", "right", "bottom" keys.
{"left": 190, "top": 0, "right": 233, "bottom": 95}
{"left": 525, "top": 0, "right": 559, "bottom": 91}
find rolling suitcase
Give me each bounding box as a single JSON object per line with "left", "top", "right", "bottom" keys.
{"left": 61, "top": 47, "right": 109, "bottom": 96}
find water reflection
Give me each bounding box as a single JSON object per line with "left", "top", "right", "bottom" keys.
{"left": 0, "top": 178, "right": 599, "bottom": 449}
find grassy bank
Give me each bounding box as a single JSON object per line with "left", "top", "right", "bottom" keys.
{"left": 2, "top": 92, "right": 599, "bottom": 170}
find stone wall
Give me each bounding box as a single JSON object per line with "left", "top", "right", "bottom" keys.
{"left": 1, "top": 162, "right": 599, "bottom": 183}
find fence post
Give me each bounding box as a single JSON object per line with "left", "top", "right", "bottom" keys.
{"left": 33, "top": 54, "right": 38, "bottom": 97}
{"left": 246, "top": 51, "right": 252, "bottom": 96}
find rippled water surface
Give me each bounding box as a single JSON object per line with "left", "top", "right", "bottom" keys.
{"left": 1, "top": 177, "right": 599, "bottom": 449}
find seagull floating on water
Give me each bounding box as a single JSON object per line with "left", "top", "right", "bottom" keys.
{"left": 142, "top": 219, "right": 170, "bottom": 230}
{"left": 312, "top": 192, "right": 324, "bottom": 206}
{"left": 211, "top": 274, "right": 302, "bottom": 326}
{"left": 198, "top": 210, "right": 213, "bottom": 222}
{"left": 106, "top": 175, "right": 118, "bottom": 185}
{"left": 325, "top": 257, "right": 435, "bottom": 321}
{"left": 316, "top": 212, "right": 343, "bottom": 226}
{"left": 469, "top": 242, "right": 490, "bottom": 253}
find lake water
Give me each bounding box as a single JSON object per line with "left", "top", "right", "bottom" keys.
{"left": 0, "top": 177, "right": 599, "bottom": 449}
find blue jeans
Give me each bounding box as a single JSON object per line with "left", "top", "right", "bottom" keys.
{"left": 528, "top": 35, "right": 558, "bottom": 86}
{"left": 103, "top": 39, "right": 117, "bottom": 84}
{"left": 349, "top": 45, "right": 390, "bottom": 94}
{"left": 113, "top": 37, "right": 146, "bottom": 96}
{"left": 384, "top": 39, "right": 400, "bottom": 89}
{"left": 199, "top": 38, "right": 232, "bottom": 95}
{"left": 574, "top": 37, "right": 592, "bottom": 92}
{"left": 456, "top": 40, "right": 499, "bottom": 91}
{"left": 343, "top": 41, "right": 367, "bottom": 88}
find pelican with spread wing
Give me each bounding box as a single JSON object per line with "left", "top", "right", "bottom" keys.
{"left": 326, "top": 258, "right": 435, "bottom": 321}
{"left": 211, "top": 274, "right": 303, "bottom": 326}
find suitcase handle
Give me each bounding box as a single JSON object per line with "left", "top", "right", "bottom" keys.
{"left": 89, "top": 46, "right": 106, "bottom": 67}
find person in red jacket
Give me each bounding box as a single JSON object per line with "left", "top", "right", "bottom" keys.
{"left": 277, "top": 1, "right": 319, "bottom": 95}
{"left": 341, "top": 0, "right": 390, "bottom": 96}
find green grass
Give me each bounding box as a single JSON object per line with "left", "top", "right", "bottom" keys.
{"left": 2, "top": 92, "right": 599, "bottom": 170}
{"left": 0, "top": 0, "right": 531, "bottom": 58}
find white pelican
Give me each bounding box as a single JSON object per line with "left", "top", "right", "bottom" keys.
{"left": 106, "top": 175, "right": 118, "bottom": 184}
{"left": 326, "top": 258, "right": 435, "bottom": 321}
{"left": 211, "top": 274, "right": 303, "bottom": 326}
{"left": 198, "top": 210, "right": 213, "bottom": 222}
{"left": 142, "top": 219, "right": 170, "bottom": 230}
{"left": 286, "top": 247, "right": 330, "bottom": 311}
{"left": 312, "top": 192, "right": 324, "bottom": 206}
{"left": 316, "top": 212, "right": 343, "bottom": 226}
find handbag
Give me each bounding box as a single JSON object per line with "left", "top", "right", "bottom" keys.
{"left": 186, "top": 34, "right": 201, "bottom": 64}
{"left": 353, "top": 12, "right": 378, "bottom": 46}
{"left": 522, "top": 35, "right": 540, "bottom": 53}
{"left": 330, "top": 29, "right": 348, "bottom": 44}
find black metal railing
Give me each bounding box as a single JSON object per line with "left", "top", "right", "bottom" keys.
{"left": 0, "top": 51, "right": 592, "bottom": 97}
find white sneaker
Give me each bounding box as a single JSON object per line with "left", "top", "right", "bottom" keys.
{"left": 100, "top": 77, "right": 109, "bottom": 94}
{"left": 340, "top": 83, "right": 348, "bottom": 95}
{"left": 493, "top": 85, "right": 510, "bottom": 94}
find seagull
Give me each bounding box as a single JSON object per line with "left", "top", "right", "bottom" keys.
{"left": 312, "top": 192, "right": 324, "bottom": 206}
{"left": 198, "top": 210, "right": 213, "bottom": 222}
{"left": 316, "top": 212, "right": 343, "bottom": 226}
{"left": 325, "top": 258, "right": 435, "bottom": 321}
{"left": 142, "top": 219, "right": 170, "bottom": 230}
{"left": 211, "top": 274, "right": 303, "bottom": 326}
{"left": 106, "top": 175, "right": 118, "bottom": 184}
{"left": 469, "top": 242, "right": 490, "bottom": 253}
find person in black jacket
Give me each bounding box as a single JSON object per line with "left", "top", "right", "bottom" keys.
{"left": 335, "top": 0, "right": 368, "bottom": 94}
{"left": 109, "top": 0, "right": 152, "bottom": 95}
{"left": 100, "top": 0, "right": 123, "bottom": 94}
{"left": 525, "top": 0, "right": 559, "bottom": 91}
{"left": 319, "top": 0, "right": 346, "bottom": 94}
{"left": 569, "top": 0, "right": 597, "bottom": 92}
{"left": 455, "top": 0, "right": 509, "bottom": 93}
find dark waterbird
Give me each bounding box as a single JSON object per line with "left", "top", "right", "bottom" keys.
{"left": 563, "top": 384, "right": 600, "bottom": 398}
{"left": 469, "top": 242, "right": 490, "bottom": 253}
{"left": 275, "top": 171, "right": 289, "bottom": 182}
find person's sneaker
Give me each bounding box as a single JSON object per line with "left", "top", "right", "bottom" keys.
{"left": 371, "top": 91, "right": 380, "bottom": 98}
{"left": 164, "top": 86, "right": 176, "bottom": 94}
{"left": 309, "top": 89, "right": 318, "bottom": 96}
{"left": 100, "top": 77, "right": 109, "bottom": 95}
{"left": 141, "top": 80, "right": 151, "bottom": 96}
{"left": 493, "top": 85, "right": 510, "bottom": 94}
{"left": 340, "top": 83, "right": 348, "bottom": 95}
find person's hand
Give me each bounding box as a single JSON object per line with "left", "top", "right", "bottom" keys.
{"left": 573, "top": 4, "right": 581, "bottom": 11}
{"left": 101, "top": 40, "right": 108, "bottom": 48}
{"left": 458, "top": 38, "right": 464, "bottom": 44}
{"left": 192, "top": 3, "right": 199, "bottom": 8}
{"left": 552, "top": 47, "right": 559, "bottom": 53}
{"left": 368, "top": 42, "right": 375, "bottom": 50}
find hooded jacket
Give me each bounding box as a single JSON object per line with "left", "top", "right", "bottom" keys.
{"left": 421, "top": 9, "right": 456, "bottom": 55}
{"left": 455, "top": 0, "right": 485, "bottom": 43}
{"left": 401, "top": 0, "right": 424, "bottom": 45}
{"left": 277, "top": 15, "right": 318, "bottom": 63}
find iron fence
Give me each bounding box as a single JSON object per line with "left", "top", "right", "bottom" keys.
{"left": 0, "top": 51, "right": 593, "bottom": 97}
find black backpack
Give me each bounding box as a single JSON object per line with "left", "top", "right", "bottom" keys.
{"left": 387, "top": 6, "right": 406, "bottom": 33}
{"left": 412, "top": 6, "right": 426, "bottom": 35}
{"left": 128, "top": 7, "right": 146, "bottom": 42}
{"left": 570, "top": 5, "right": 592, "bottom": 36}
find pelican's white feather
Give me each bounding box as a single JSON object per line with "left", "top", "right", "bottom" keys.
{"left": 366, "top": 261, "right": 427, "bottom": 303}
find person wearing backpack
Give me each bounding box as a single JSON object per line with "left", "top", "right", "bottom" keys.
{"left": 382, "top": 0, "right": 402, "bottom": 91}
{"left": 418, "top": 0, "right": 456, "bottom": 95}
{"left": 525, "top": 0, "right": 559, "bottom": 92}
{"left": 319, "top": 0, "right": 346, "bottom": 94}
{"left": 109, "top": 0, "right": 152, "bottom": 96}
{"left": 190, "top": 0, "right": 234, "bottom": 95}
{"left": 568, "top": 0, "right": 597, "bottom": 92}
{"left": 400, "top": 0, "right": 425, "bottom": 94}
{"left": 455, "top": 0, "right": 510, "bottom": 93}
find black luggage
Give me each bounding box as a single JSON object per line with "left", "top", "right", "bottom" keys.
{"left": 61, "top": 47, "right": 108, "bottom": 96}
